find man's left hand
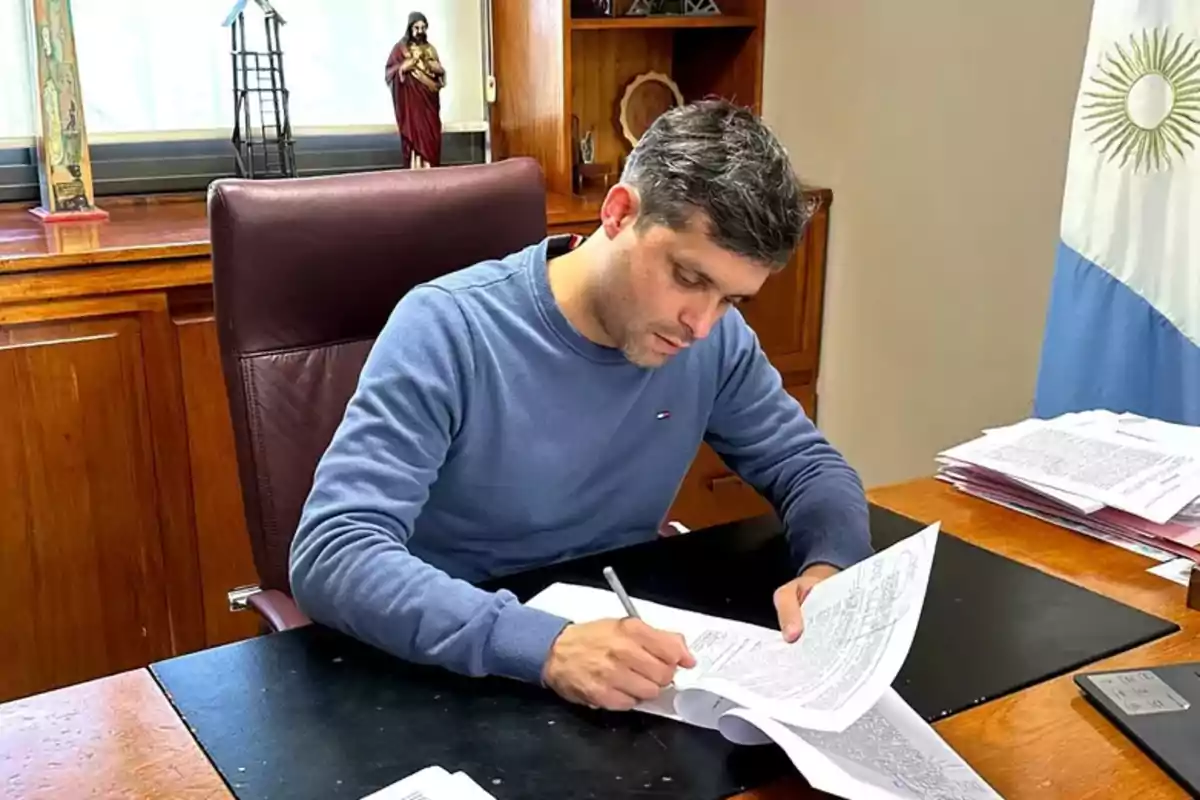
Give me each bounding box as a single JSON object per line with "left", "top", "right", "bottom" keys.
{"left": 773, "top": 564, "right": 839, "bottom": 643}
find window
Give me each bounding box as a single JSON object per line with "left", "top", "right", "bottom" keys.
{"left": 70, "top": 0, "right": 489, "bottom": 139}
{"left": 0, "top": 1, "right": 490, "bottom": 201}
{"left": 0, "top": 0, "right": 35, "bottom": 141}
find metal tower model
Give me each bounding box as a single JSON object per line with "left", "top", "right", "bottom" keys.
{"left": 223, "top": 0, "right": 296, "bottom": 179}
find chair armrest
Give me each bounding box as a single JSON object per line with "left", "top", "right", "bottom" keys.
{"left": 247, "top": 589, "right": 312, "bottom": 632}
{"left": 658, "top": 519, "right": 690, "bottom": 537}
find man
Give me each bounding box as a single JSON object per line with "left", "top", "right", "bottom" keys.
{"left": 290, "top": 100, "right": 873, "bottom": 712}
{"left": 385, "top": 11, "right": 445, "bottom": 168}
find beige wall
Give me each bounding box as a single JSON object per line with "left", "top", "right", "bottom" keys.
{"left": 762, "top": 0, "right": 1094, "bottom": 488}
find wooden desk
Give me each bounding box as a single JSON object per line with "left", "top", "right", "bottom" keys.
{"left": 0, "top": 669, "right": 227, "bottom": 800}
{"left": 2, "top": 478, "right": 1195, "bottom": 799}
{"left": 871, "top": 480, "right": 1197, "bottom": 800}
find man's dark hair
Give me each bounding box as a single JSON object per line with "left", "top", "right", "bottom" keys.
{"left": 621, "top": 99, "right": 810, "bottom": 270}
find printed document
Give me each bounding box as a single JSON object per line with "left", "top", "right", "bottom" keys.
{"left": 526, "top": 522, "right": 999, "bottom": 798}
{"left": 360, "top": 765, "right": 496, "bottom": 800}
{"left": 722, "top": 689, "right": 1001, "bottom": 800}
{"left": 940, "top": 420, "right": 1200, "bottom": 524}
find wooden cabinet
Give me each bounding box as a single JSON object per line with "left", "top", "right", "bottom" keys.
{"left": 173, "top": 309, "right": 260, "bottom": 647}
{"left": 666, "top": 196, "right": 831, "bottom": 530}
{"left": 0, "top": 293, "right": 204, "bottom": 702}
{"left": 493, "top": 0, "right": 767, "bottom": 197}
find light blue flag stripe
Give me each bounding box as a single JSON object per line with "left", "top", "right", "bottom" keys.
{"left": 1034, "top": 241, "right": 1200, "bottom": 425}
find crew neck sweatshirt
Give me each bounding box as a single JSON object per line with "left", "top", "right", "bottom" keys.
{"left": 290, "top": 235, "right": 872, "bottom": 686}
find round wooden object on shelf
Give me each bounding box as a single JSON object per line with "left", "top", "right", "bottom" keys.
{"left": 618, "top": 70, "right": 685, "bottom": 147}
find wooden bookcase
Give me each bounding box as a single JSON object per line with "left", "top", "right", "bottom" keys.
{"left": 491, "top": 0, "right": 766, "bottom": 197}
{"left": 490, "top": 0, "right": 836, "bottom": 532}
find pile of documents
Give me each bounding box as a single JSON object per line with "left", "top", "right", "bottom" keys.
{"left": 936, "top": 410, "right": 1200, "bottom": 569}
{"left": 361, "top": 765, "right": 497, "bottom": 799}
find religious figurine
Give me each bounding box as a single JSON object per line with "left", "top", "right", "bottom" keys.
{"left": 385, "top": 12, "right": 446, "bottom": 169}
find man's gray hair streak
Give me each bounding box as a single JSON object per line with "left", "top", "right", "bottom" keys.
{"left": 620, "top": 99, "right": 812, "bottom": 270}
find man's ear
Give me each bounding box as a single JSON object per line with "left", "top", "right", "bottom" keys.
{"left": 599, "top": 183, "right": 640, "bottom": 239}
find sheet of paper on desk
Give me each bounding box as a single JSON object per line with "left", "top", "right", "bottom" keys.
{"left": 359, "top": 765, "right": 496, "bottom": 800}
{"left": 940, "top": 418, "right": 1200, "bottom": 524}
{"left": 953, "top": 484, "right": 1177, "bottom": 563}
{"left": 1148, "top": 558, "right": 1198, "bottom": 587}
{"left": 525, "top": 522, "right": 941, "bottom": 734}
{"left": 679, "top": 521, "right": 940, "bottom": 733}
{"left": 719, "top": 689, "right": 1002, "bottom": 800}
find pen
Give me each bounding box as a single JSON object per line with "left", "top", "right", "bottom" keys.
{"left": 603, "top": 566, "right": 641, "bottom": 620}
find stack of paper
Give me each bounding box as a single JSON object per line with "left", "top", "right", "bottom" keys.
{"left": 361, "top": 765, "right": 496, "bottom": 800}
{"left": 936, "top": 410, "right": 1200, "bottom": 569}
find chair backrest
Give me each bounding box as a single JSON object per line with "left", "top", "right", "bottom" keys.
{"left": 210, "top": 158, "right": 548, "bottom": 593}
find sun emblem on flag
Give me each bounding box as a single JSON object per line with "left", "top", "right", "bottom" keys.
{"left": 1082, "top": 28, "right": 1200, "bottom": 172}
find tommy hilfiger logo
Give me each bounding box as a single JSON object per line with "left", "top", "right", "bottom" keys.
{"left": 656, "top": 410, "right": 671, "bottom": 420}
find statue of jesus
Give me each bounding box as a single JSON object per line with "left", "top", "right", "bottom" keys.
{"left": 385, "top": 11, "right": 446, "bottom": 169}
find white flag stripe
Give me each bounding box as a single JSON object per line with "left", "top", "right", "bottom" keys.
{"left": 1059, "top": 1, "right": 1200, "bottom": 346}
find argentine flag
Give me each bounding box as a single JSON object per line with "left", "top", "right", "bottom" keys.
{"left": 1034, "top": 0, "right": 1200, "bottom": 425}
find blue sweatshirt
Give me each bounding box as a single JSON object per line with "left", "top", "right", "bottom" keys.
{"left": 290, "top": 235, "right": 872, "bottom": 686}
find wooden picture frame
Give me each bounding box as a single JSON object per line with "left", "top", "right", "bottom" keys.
{"left": 618, "top": 70, "right": 684, "bottom": 148}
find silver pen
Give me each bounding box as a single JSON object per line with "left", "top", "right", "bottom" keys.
{"left": 603, "top": 566, "right": 641, "bottom": 620}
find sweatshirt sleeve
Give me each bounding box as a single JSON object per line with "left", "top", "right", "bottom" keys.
{"left": 703, "top": 312, "right": 874, "bottom": 574}
{"left": 289, "top": 285, "right": 570, "bottom": 684}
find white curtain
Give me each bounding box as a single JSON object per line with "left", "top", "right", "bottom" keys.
{"left": 2, "top": 0, "right": 487, "bottom": 143}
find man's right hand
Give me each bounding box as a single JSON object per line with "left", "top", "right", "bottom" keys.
{"left": 541, "top": 618, "right": 697, "bottom": 711}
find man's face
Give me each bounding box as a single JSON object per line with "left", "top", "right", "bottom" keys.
{"left": 412, "top": 20, "right": 427, "bottom": 43}
{"left": 591, "top": 202, "right": 772, "bottom": 369}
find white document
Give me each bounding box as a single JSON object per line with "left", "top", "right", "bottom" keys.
{"left": 940, "top": 420, "right": 1200, "bottom": 524}
{"left": 1148, "top": 558, "right": 1198, "bottom": 587}
{"left": 936, "top": 457, "right": 1105, "bottom": 514}
{"left": 678, "top": 521, "right": 939, "bottom": 732}
{"left": 527, "top": 522, "right": 940, "bottom": 733}
{"left": 720, "top": 689, "right": 1002, "bottom": 800}
{"left": 524, "top": 523, "right": 1000, "bottom": 800}
{"left": 1114, "top": 414, "right": 1200, "bottom": 452}
{"left": 960, "top": 485, "right": 1177, "bottom": 563}
{"left": 360, "top": 765, "right": 496, "bottom": 800}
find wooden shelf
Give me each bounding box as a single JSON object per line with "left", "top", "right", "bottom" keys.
{"left": 570, "top": 15, "right": 757, "bottom": 30}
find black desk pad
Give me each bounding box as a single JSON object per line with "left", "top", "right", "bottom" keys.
{"left": 152, "top": 505, "right": 1179, "bottom": 800}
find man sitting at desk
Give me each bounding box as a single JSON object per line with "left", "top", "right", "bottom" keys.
{"left": 289, "top": 100, "right": 873, "bottom": 712}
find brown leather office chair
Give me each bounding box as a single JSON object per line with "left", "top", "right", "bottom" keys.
{"left": 209, "top": 158, "right": 549, "bottom": 632}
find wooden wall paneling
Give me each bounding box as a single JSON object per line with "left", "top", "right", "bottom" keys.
{"left": 491, "top": 0, "right": 573, "bottom": 195}
{"left": 739, "top": 199, "right": 830, "bottom": 381}
{"left": 795, "top": 197, "right": 830, "bottom": 377}
{"left": 0, "top": 295, "right": 187, "bottom": 702}
{"left": 173, "top": 312, "right": 261, "bottom": 647}
{"left": 570, "top": 28, "right": 674, "bottom": 177}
